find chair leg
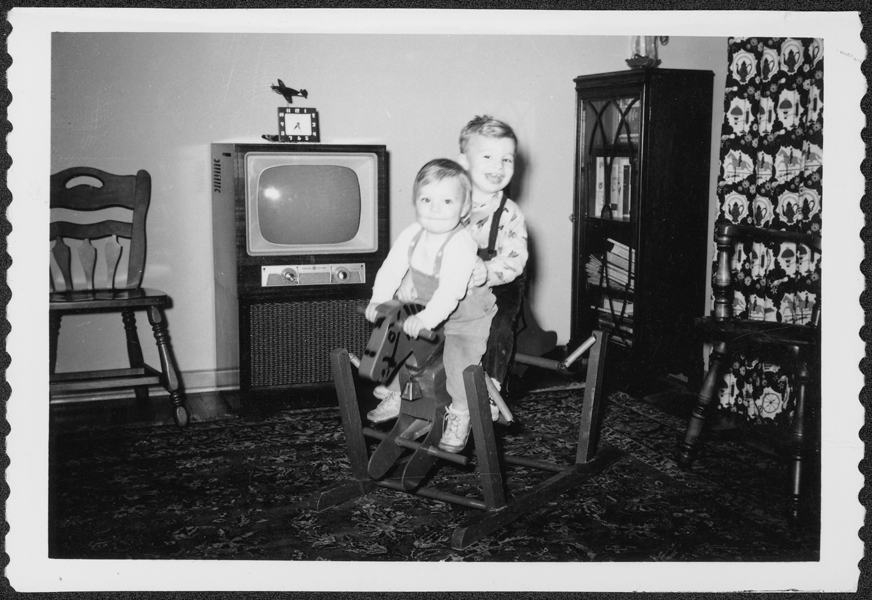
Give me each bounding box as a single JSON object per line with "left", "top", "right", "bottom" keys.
{"left": 787, "top": 357, "right": 809, "bottom": 524}
{"left": 147, "top": 306, "right": 189, "bottom": 429}
{"left": 122, "top": 309, "right": 149, "bottom": 402}
{"left": 49, "top": 311, "right": 61, "bottom": 376}
{"left": 677, "top": 340, "right": 728, "bottom": 467}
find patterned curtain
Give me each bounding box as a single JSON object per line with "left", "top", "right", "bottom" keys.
{"left": 714, "top": 37, "right": 823, "bottom": 426}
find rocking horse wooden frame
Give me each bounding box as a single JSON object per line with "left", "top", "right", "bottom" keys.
{"left": 306, "top": 300, "right": 623, "bottom": 550}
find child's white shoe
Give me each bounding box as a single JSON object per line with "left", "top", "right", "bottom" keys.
{"left": 438, "top": 407, "right": 471, "bottom": 453}
{"left": 372, "top": 385, "right": 393, "bottom": 401}
{"left": 367, "top": 389, "right": 401, "bottom": 423}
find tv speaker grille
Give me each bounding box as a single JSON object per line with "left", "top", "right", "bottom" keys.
{"left": 249, "top": 298, "right": 369, "bottom": 387}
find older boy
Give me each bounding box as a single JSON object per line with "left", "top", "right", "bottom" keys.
{"left": 457, "top": 115, "right": 529, "bottom": 395}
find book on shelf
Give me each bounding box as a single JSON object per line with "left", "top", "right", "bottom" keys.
{"left": 585, "top": 255, "right": 635, "bottom": 291}
{"left": 593, "top": 156, "right": 632, "bottom": 219}
{"left": 606, "top": 238, "right": 634, "bottom": 261}
{"left": 599, "top": 296, "right": 634, "bottom": 316}
{"left": 603, "top": 267, "right": 630, "bottom": 286}
{"left": 605, "top": 254, "right": 632, "bottom": 274}
{"left": 609, "top": 335, "right": 633, "bottom": 348}
{"left": 605, "top": 238, "right": 635, "bottom": 271}
{"left": 608, "top": 160, "right": 622, "bottom": 218}
{"left": 622, "top": 161, "right": 631, "bottom": 217}
{"left": 598, "top": 317, "right": 634, "bottom": 335}
{"left": 594, "top": 157, "right": 605, "bottom": 217}
{"left": 596, "top": 303, "right": 634, "bottom": 327}
{"left": 612, "top": 157, "right": 632, "bottom": 219}
{"left": 605, "top": 239, "right": 634, "bottom": 279}
{"left": 597, "top": 313, "right": 634, "bottom": 346}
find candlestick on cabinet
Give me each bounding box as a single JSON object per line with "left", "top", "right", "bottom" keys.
{"left": 626, "top": 36, "right": 669, "bottom": 69}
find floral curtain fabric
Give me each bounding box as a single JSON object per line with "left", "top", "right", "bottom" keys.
{"left": 714, "top": 37, "right": 823, "bottom": 425}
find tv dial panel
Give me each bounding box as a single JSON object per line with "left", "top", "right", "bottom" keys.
{"left": 261, "top": 263, "right": 365, "bottom": 287}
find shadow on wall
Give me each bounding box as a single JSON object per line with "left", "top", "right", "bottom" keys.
{"left": 504, "top": 149, "right": 549, "bottom": 338}
{"left": 507, "top": 149, "right": 541, "bottom": 297}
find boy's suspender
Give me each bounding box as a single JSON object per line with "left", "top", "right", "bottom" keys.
{"left": 478, "top": 194, "right": 509, "bottom": 262}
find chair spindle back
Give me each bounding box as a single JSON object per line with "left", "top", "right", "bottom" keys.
{"left": 50, "top": 167, "right": 151, "bottom": 292}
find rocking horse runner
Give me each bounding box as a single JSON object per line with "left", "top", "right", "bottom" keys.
{"left": 307, "top": 299, "right": 624, "bottom": 549}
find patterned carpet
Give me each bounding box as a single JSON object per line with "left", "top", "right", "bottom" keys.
{"left": 49, "top": 386, "right": 819, "bottom": 561}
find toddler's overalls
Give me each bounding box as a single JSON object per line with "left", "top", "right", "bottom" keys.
{"left": 408, "top": 226, "right": 496, "bottom": 411}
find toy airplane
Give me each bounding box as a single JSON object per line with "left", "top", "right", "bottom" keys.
{"left": 270, "top": 79, "right": 308, "bottom": 104}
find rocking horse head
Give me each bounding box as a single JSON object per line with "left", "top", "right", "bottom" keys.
{"left": 358, "top": 300, "right": 445, "bottom": 383}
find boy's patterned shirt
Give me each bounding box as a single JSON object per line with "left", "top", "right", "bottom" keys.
{"left": 466, "top": 192, "right": 529, "bottom": 287}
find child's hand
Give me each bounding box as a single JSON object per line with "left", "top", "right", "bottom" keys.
{"left": 470, "top": 257, "right": 489, "bottom": 287}
{"left": 402, "top": 315, "right": 426, "bottom": 339}
{"left": 396, "top": 275, "right": 418, "bottom": 303}
{"left": 364, "top": 302, "right": 380, "bottom": 323}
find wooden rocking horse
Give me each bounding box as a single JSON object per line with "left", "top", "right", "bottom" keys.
{"left": 307, "top": 299, "right": 623, "bottom": 549}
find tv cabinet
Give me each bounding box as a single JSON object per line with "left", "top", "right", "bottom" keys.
{"left": 210, "top": 143, "right": 388, "bottom": 400}
{"left": 570, "top": 69, "right": 714, "bottom": 388}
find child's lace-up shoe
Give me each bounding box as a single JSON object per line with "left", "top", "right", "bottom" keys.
{"left": 438, "top": 407, "right": 471, "bottom": 453}
{"left": 367, "top": 387, "right": 401, "bottom": 423}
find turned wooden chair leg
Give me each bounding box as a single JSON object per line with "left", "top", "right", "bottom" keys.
{"left": 147, "top": 306, "right": 189, "bottom": 429}
{"left": 677, "top": 340, "right": 728, "bottom": 467}
{"left": 122, "top": 308, "right": 149, "bottom": 402}
{"left": 49, "top": 311, "right": 62, "bottom": 376}
{"left": 787, "top": 355, "right": 809, "bottom": 524}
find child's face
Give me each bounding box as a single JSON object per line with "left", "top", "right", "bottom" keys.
{"left": 414, "top": 177, "right": 466, "bottom": 235}
{"left": 459, "top": 134, "right": 516, "bottom": 196}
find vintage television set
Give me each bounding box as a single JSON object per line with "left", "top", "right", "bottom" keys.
{"left": 211, "top": 143, "right": 388, "bottom": 397}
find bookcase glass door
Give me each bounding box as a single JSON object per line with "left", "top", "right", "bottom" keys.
{"left": 583, "top": 97, "right": 640, "bottom": 222}
{"left": 580, "top": 96, "right": 641, "bottom": 349}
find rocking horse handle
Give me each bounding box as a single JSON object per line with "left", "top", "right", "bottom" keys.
{"left": 356, "top": 304, "right": 438, "bottom": 342}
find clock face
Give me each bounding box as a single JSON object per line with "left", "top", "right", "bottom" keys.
{"left": 277, "top": 108, "right": 320, "bottom": 142}
{"left": 284, "top": 114, "right": 312, "bottom": 136}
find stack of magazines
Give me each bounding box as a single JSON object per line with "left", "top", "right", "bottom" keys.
{"left": 586, "top": 238, "right": 636, "bottom": 346}
{"left": 585, "top": 238, "right": 635, "bottom": 292}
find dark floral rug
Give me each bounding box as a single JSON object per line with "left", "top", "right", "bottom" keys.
{"left": 49, "top": 387, "right": 819, "bottom": 561}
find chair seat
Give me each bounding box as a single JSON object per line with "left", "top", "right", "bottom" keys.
{"left": 695, "top": 316, "right": 818, "bottom": 348}
{"left": 50, "top": 288, "right": 169, "bottom": 311}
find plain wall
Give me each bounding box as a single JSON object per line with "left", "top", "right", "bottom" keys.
{"left": 50, "top": 33, "right": 727, "bottom": 391}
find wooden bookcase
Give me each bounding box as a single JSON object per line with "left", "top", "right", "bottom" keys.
{"left": 570, "top": 68, "right": 714, "bottom": 386}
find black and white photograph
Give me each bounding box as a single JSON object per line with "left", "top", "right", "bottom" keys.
{"left": 4, "top": 6, "right": 866, "bottom": 593}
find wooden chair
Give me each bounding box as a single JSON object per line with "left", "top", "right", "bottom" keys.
{"left": 49, "top": 167, "right": 189, "bottom": 428}
{"left": 676, "top": 221, "right": 820, "bottom": 523}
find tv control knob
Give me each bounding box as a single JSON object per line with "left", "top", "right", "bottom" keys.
{"left": 281, "top": 268, "right": 298, "bottom": 284}
{"left": 335, "top": 268, "right": 349, "bottom": 282}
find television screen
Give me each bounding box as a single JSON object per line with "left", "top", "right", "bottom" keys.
{"left": 257, "top": 165, "right": 361, "bottom": 245}
{"left": 245, "top": 152, "right": 379, "bottom": 256}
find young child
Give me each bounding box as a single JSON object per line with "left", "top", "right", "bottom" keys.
{"left": 457, "top": 115, "right": 529, "bottom": 396}
{"left": 365, "top": 159, "right": 496, "bottom": 453}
